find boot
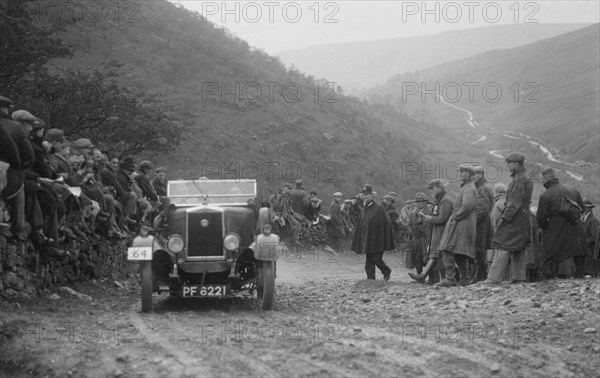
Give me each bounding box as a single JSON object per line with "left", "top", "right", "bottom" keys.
{"left": 408, "top": 272, "right": 425, "bottom": 283}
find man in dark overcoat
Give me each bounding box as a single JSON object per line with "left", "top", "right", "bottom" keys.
{"left": 328, "top": 192, "right": 345, "bottom": 252}
{"left": 473, "top": 165, "right": 494, "bottom": 282}
{"left": 536, "top": 168, "right": 586, "bottom": 278}
{"left": 581, "top": 199, "right": 599, "bottom": 277}
{"left": 483, "top": 153, "right": 533, "bottom": 285}
{"left": 351, "top": 184, "right": 394, "bottom": 280}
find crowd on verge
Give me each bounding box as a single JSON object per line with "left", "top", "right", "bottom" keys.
{"left": 0, "top": 96, "right": 169, "bottom": 254}
{"left": 265, "top": 154, "right": 600, "bottom": 286}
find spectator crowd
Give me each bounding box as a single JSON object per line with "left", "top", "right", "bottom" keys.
{"left": 264, "top": 155, "right": 600, "bottom": 285}
{"left": 0, "top": 96, "right": 169, "bottom": 257}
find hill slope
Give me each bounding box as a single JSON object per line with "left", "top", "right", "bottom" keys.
{"left": 370, "top": 24, "right": 600, "bottom": 164}
{"left": 277, "top": 24, "right": 591, "bottom": 93}
{"left": 32, "top": 0, "right": 440, "bottom": 199}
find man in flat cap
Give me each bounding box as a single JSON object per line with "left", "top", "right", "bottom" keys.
{"left": 1, "top": 98, "right": 35, "bottom": 238}
{"left": 288, "top": 179, "right": 309, "bottom": 217}
{"left": 581, "top": 199, "right": 599, "bottom": 277}
{"left": 483, "top": 152, "right": 533, "bottom": 285}
{"left": 536, "top": 167, "right": 586, "bottom": 278}
{"left": 410, "top": 179, "right": 455, "bottom": 284}
{"left": 351, "top": 184, "right": 394, "bottom": 280}
{"left": 328, "top": 192, "right": 345, "bottom": 252}
{"left": 438, "top": 164, "right": 478, "bottom": 286}
{"left": 472, "top": 165, "right": 494, "bottom": 283}
{"left": 409, "top": 192, "right": 431, "bottom": 278}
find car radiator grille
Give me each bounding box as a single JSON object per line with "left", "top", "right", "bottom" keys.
{"left": 187, "top": 212, "right": 223, "bottom": 257}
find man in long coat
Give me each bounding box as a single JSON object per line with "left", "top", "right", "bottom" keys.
{"left": 438, "top": 164, "right": 478, "bottom": 286}
{"left": 483, "top": 152, "right": 533, "bottom": 285}
{"left": 581, "top": 199, "right": 599, "bottom": 277}
{"left": 288, "top": 179, "right": 309, "bottom": 217}
{"left": 351, "top": 184, "right": 394, "bottom": 280}
{"left": 410, "top": 179, "right": 455, "bottom": 284}
{"left": 473, "top": 165, "right": 494, "bottom": 282}
{"left": 328, "top": 192, "right": 345, "bottom": 252}
{"left": 409, "top": 192, "right": 431, "bottom": 276}
{"left": 537, "top": 168, "right": 586, "bottom": 278}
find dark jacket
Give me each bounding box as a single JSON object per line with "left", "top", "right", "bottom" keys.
{"left": 0, "top": 125, "right": 21, "bottom": 169}
{"left": 151, "top": 177, "right": 167, "bottom": 197}
{"left": 100, "top": 167, "right": 123, "bottom": 198}
{"left": 287, "top": 187, "right": 308, "bottom": 215}
{"left": 582, "top": 211, "right": 599, "bottom": 257}
{"left": 0, "top": 113, "right": 34, "bottom": 169}
{"left": 536, "top": 178, "right": 585, "bottom": 261}
{"left": 328, "top": 199, "right": 345, "bottom": 237}
{"left": 29, "top": 137, "right": 53, "bottom": 179}
{"left": 351, "top": 199, "right": 395, "bottom": 254}
{"left": 475, "top": 177, "right": 494, "bottom": 252}
{"left": 491, "top": 166, "right": 533, "bottom": 251}
{"left": 134, "top": 172, "right": 158, "bottom": 202}
{"left": 117, "top": 169, "right": 133, "bottom": 193}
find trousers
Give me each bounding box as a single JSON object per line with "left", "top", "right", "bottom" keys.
{"left": 487, "top": 249, "right": 526, "bottom": 282}
{"left": 365, "top": 252, "right": 391, "bottom": 279}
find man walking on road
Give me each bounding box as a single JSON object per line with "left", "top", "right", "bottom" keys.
{"left": 351, "top": 184, "right": 394, "bottom": 281}
{"left": 482, "top": 153, "right": 533, "bottom": 285}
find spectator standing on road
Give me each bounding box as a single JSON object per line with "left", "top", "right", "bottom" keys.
{"left": 482, "top": 153, "right": 533, "bottom": 285}
{"left": 581, "top": 199, "right": 599, "bottom": 277}
{"left": 472, "top": 165, "right": 494, "bottom": 283}
{"left": 438, "top": 164, "right": 478, "bottom": 287}
{"left": 328, "top": 192, "right": 345, "bottom": 252}
{"left": 351, "top": 184, "right": 394, "bottom": 281}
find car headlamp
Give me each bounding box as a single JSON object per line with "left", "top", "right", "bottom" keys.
{"left": 224, "top": 233, "right": 240, "bottom": 251}
{"left": 167, "top": 234, "right": 185, "bottom": 254}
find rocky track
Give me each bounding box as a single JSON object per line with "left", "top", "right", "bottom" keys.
{"left": 1, "top": 251, "right": 599, "bottom": 377}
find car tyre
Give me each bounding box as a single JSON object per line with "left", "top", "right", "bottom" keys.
{"left": 140, "top": 260, "right": 153, "bottom": 312}
{"left": 257, "top": 261, "right": 275, "bottom": 310}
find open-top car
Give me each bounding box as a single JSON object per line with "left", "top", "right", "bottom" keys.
{"left": 127, "top": 179, "right": 282, "bottom": 312}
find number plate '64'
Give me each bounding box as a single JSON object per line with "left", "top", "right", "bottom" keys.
{"left": 127, "top": 246, "right": 152, "bottom": 260}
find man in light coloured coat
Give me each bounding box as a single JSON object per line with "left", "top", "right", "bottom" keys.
{"left": 438, "top": 164, "right": 478, "bottom": 287}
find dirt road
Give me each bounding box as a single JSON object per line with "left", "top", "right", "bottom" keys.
{"left": 1, "top": 250, "right": 599, "bottom": 377}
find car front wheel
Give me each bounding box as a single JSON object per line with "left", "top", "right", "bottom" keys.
{"left": 257, "top": 261, "right": 275, "bottom": 310}
{"left": 140, "top": 260, "right": 153, "bottom": 312}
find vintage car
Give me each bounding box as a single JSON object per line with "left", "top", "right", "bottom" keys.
{"left": 127, "top": 179, "right": 282, "bottom": 312}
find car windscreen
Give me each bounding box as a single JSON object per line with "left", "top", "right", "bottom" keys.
{"left": 167, "top": 180, "right": 256, "bottom": 205}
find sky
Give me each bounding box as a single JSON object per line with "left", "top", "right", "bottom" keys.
{"left": 173, "top": 1, "right": 600, "bottom": 54}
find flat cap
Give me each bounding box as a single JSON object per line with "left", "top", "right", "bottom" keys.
{"left": 540, "top": 167, "right": 555, "bottom": 179}
{"left": 0, "top": 96, "right": 13, "bottom": 107}
{"left": 12, "top": 110, "right": 36, "bottom": 123}
{"left": 120, "top": 157, "right": 136, "bottom": 171}
{"left": 333, "top": 192, "right": 343, "bottom": 197}
{"left": 382, "top": 195, "right": 392, "bottom": 200}
{"left": 362, "top": 184, "right": 373, "bottom": 195}
{"left": 389, "top": 192, "right": 398, "bottom": 197}
{"left": 415, "top": 192, "right": 427, "bottom": 202}
{"left": 283, "top": 182, "right": 292, "bottom": 189}
{"left": 493, "top": 183, "right": 507, "bottom": 195}
{"left": 458, "top": 164, "right": 474, "bottom": 173}
{"left": 343, "top": 199, "right": 353, "bottom": 204}
{"left": 139, "top": 160, "right": 153, "bottom": 170}
{"left": 72, "top": 138, "right": 95, "bottom": 149}
{"left": 155, "top": 167, "right": 167, "bottom": 174}
{"left": 505, "top": 152, "right": 525, "bottom": 164}
{"left": 426, "top": 179, "right": 446, "bottom": 189}
{"left": 405, "top": 199, "right": 415, "bottom": 205}
{"left": 295, "top": 179, "right": 303, "bottom": 185}
{"left": 309, "top": 197, "right": 320, "bottom": 203}
{"left": 43, "top": 128, "right": 65, "bottom": 143}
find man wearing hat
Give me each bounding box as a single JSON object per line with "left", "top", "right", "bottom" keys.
{"left": 410, "top": 179, "right": 455, "bottom": 284}
{"left": 1, "top": 98, "right": 35, "bottom": 238}
{"left": 483, "top": 153, "right": 533, "bottom": 285}
{"left": 472, "top": 165, "right": 495, "bottom": 283}
{"left": 328, "top": 192, "right": 346, "bottom": 252}
{"left": 151, "top": 167, "right": 168, "bottom": 199}
{"left": 351, "top": 184, "right": 394, "bottom": 280}
{"left": 409, "top": 192, "right": 431, "bottom": 278}
{"left": 438, "top": 164, "right": 478, "bottom": 286}
{"left": 581, "top": 199, "right": 599, "bottom": 277}
{"left": 269, "top": 185, "right": 300, "bottom": 245}
{"left": 288, "top": 179, "right": 309, "bottom": 217}
{"left": 305, "top": 196, "right": 322, "bottom": 224}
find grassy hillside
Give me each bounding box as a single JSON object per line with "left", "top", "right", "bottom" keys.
{"left": 29, "top": 0, "right": 442, "bottom": 201}
{"left": 371, "top": 24, "right": 600, "bottom": 164}
{"left": 278, "top": 24, "right": 590, "bottom": 93}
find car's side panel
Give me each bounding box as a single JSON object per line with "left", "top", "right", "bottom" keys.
{"left": 224, "top": 207, "right": 257, "bottom": 247}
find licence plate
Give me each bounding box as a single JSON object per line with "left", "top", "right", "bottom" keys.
{"left": 127, "top": 246, "right": 152, "bottom": 260}
{"left": 182, "top": 285, "right": 230, "bottom": 297}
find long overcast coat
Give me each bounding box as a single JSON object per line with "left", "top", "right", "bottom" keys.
{"left": 351, "top": 199, "right": 395, "bottom": 254}
{"left": 438, "top": 180, "right": 477, "bottom": 259}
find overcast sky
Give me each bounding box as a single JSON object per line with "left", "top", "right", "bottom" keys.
{"left": 173, "top": 1, "right": 600, "bottom": 54}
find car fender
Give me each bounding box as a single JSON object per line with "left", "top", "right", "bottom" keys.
{"left": 249, "top": 234, "right": 282, "bottom": 261}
